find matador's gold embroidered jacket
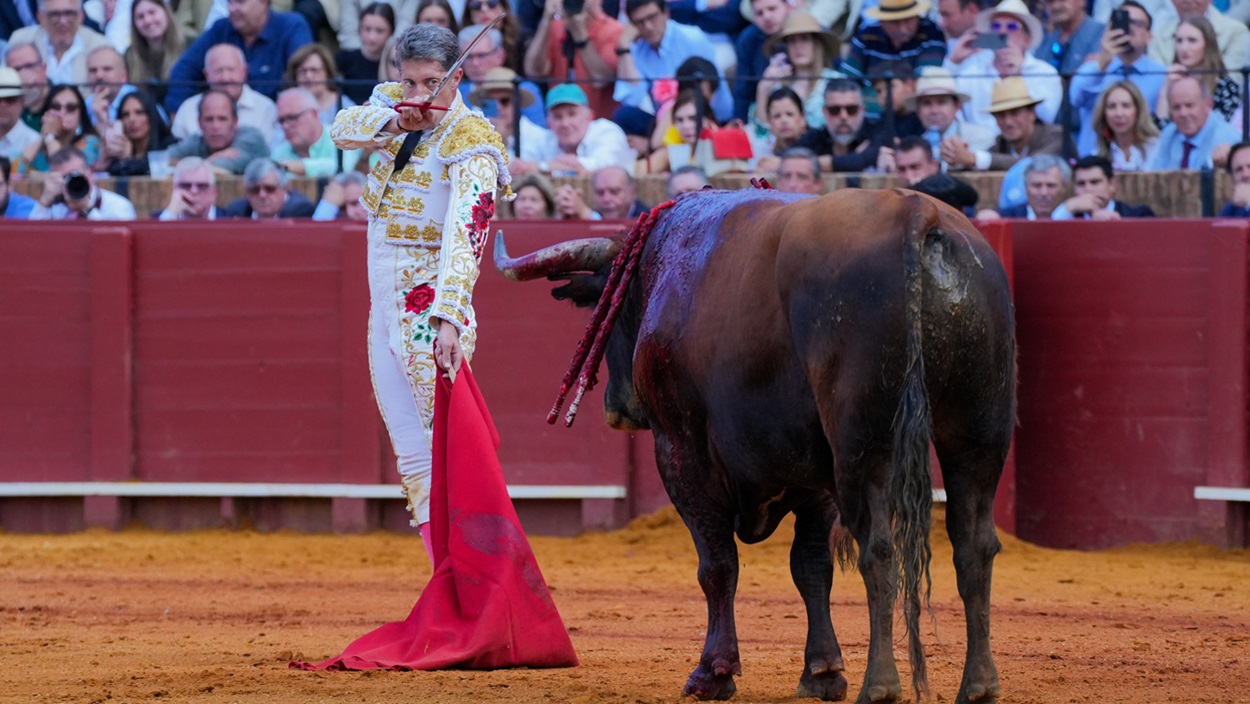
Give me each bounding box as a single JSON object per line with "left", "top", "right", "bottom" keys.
{"left": 330, "top": 83, "right": 512, "bottom": 337}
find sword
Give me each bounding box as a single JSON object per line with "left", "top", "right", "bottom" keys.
{"left": 393, "top": 14, "right": 507, "bottom": 113}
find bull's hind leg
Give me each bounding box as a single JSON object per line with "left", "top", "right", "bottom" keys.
{"left": 935, "top": 442, "right": 1005, "bottom": 704}
{"left": 840, "top": 450, "right": 904, "bottom": 704}
{"left": 792, "top": 498, "right": 848, "bottom": 701}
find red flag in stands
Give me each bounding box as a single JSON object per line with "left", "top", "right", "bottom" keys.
{"left": 292, "top": 366, "right": 578, "bottom": 671}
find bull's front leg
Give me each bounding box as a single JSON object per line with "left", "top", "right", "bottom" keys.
{"left": 792, "top": 498, "right": 848, "bottom": 700}
{"left": 682, "top": 509, "right": 742, "bottom": 700}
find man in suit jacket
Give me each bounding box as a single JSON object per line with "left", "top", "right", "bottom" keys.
{"left": 1051, "top": 155, "right": 1156, "bottom": 220}
{"left": 945, "top": 76, "right": 1068, "bottom": 172}
{"left": 0, "top": 0, "right": 39, "bottom": 41}
{"left": 1149, "top": 0, "right": 1249, "bottom": 71}
{"left": 8, "top": 0, "right": 110, "bottom": 86}
{"left": 996, "top": 153, "right": 1070, "bottom": 219}
{"left": 222, "top": 157, "right": 316, "bottom": 218}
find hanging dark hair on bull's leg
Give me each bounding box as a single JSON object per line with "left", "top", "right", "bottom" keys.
{"left": 891, "top": 198, "right": 937, "bottom": 703}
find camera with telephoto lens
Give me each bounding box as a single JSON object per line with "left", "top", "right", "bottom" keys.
{"left": 64, "top": 171, "right": 91, "bottom": 201}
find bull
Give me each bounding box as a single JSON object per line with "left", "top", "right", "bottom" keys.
{"left": 494, "top": 188, "right": 1015, "bottom": 704}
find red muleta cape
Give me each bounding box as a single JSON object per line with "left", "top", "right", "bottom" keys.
{"left": 292, "top": 366, "right": 578, "bottom": 671}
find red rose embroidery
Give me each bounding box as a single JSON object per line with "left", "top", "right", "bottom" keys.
{"left": 469, "top": 191, "right": 495, "bottom": 259}
{"left": 405, "top": 284, "right": 435, "bottom": 314}
{"left": 471, "top": 191, "right": 495, "bottom": 232}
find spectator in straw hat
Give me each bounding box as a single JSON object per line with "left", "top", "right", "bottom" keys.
{"left": 843, "top": 0, "right": 948, "bottom": 85}
{"left": 951, "top": 75, "right": 1067, "bottom": 171}
{"left": 0, "top": 66, "right": 40, "bottom": 161}
{"left": 945, "top": 0, "right": 1062, "bottom": 131}
{"left": 467, "top": 66, "right": 548, "bottom": 174}
{"left": 908, "top": 66, "right": 996, "bottom": 163}
{"left": 754, "top": 11, "right": 845, "bottom": 130}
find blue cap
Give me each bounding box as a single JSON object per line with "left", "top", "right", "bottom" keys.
{"left": 545, "top": 83, "right": 589, "bottom": 110}
{"left": 611, "top": 105, "right": 654, "bottom": 138}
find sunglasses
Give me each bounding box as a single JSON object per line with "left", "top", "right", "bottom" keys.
{"left": 177, "top": 181, "right": 213, "bottom": 192}
{"left": 824, "top": 104, "right": 860, "bottom": 117}
{"left": 247, "top": 184, "right": 281, "bottom": 195}
{"left": 990, "top": 20, "right": 1023, "bottom": 33}
{"left": 467, "top": 0, "right": 501, "bottom": 11}
{"left": 48, "top": 102, "right": 80, "bottom": 111}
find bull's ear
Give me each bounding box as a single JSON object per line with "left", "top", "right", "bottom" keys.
{"left": 548, "top": 272, "right": 606, "bottom": 308}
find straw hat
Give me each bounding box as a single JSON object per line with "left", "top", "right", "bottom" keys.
{"left": 985, "top": 76, "right": 1042, "bottom": 114}
{"left": 0, "top": 67, "right": 21, "bottom": 99}
{"left": 904, "top": 66, "right": 971, "bottom": 110}
{"left": 762, "top": 12, "right": 840, "bottom": 60}
{"left": 864, "top": 0, "right": 932, "bottom": 21}
{"left": 467, "top": 67, "right": 535, "bottom": 108}
{"left": 974, "top": 0, "right": 1044, "bottom": 52}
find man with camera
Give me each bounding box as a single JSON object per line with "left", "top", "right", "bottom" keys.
{"left": 1068, "top": 1, "right": 1164, "bottom": 155}
{"left": 523, "top": 0, "right": 622, "bottom": 119}
{"left": 29, "top": 146, "right": 136, "bottom": 220}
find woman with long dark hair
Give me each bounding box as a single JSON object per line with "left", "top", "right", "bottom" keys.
{"left": 97, "top": 90, "right": 175, "bottom": 176}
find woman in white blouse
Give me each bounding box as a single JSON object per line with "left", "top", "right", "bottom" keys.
{"left": 1091, "top": 80, "right": 1159, "bottom": 171}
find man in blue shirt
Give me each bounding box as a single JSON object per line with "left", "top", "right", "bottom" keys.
{"left": 1034, "top": 0, "right": 1104, "bottom": 75}
{"left": 1068, "top": 0, "right": 1164, "bottom": 156}
{"left": 1150, "top": 75, "right": 1242, "bottom": 170}
{"left": 0, "top": 156, "right": 36, "bottom": 218}
{"left": 165, "top": 0, "right": 312, "bottom": 113}
{"left": 615, "top": 0, "right": 733, "bottom": 122}
{"left": 1217, "top": 141, "right": 1250, "bottom": 217}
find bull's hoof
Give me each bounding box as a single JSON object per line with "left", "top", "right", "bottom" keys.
{"left": 956, "top": 679, "right": 1000, "bottom": 704}
{"left": 852, "top": 682, "right": 902, "bottom": 704}
{"left": 683, "top": 663, "right": 738, "bottom": 700}
{"left": 796, "top": 669, "right": 848, "bottom": 700}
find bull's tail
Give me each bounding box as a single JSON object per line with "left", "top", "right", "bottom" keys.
{"left": 892, "top": 198, "right": 935, "bottom": 702}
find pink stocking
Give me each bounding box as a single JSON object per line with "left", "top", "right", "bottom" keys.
{"left": 418, "top": 522, "right": 435, "bottom": 565}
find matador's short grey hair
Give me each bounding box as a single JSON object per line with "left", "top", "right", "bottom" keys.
{"left": 392, "top": 24, "right": 460, "bottom": 73}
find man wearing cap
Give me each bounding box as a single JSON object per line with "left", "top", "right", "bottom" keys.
{"left": 944, "top": 75, "right": 1067, "bottom": 170}
{"left": 330, "top": 24, "right": 511, "bottom": 560}
{"left": 469, "top": 67, "right": 549, "bottom": 175}
{"left": 8, "top": 0, "right": 109, "bottom": 86}
{"left": 0, "top": 66, "right": 39, "bottom": 161}
{"left": 616, "top": 0, "right": 732, "bottom": 122}
{"left": 946, "top": 0, "right": 1062, "bottom": 131}
{"left": 1068, "top": 1, "right": 1164, "bottom": 156}
{"left": 523, "top": 0, "right": 622, "bottom": 120}
{"left": 532, "top": 83, "right": 633, "bottom": 176}
{"left": 842, "top": 0, "right": 948, "bottom": 85}
{"left": 458, "top": 25, "right": 546, "bottom": 129}
{"left": 1149, "top": 75, "right": 1241, "bottom": 170}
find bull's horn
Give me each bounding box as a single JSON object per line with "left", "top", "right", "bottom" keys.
{"left": 493, "top": 231, "right": 621, "bottom": 282}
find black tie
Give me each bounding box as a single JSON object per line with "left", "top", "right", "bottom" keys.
{"left": 392, "top": 130, "right": 425, "bottom": 174}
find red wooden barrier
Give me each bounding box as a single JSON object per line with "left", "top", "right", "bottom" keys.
{"left": 1011, "top": 219, "right": 1250, "bottom": 549}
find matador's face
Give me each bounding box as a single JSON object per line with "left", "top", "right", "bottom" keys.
{"left": 400, "top": 59, "right": 461, "bottom": 115}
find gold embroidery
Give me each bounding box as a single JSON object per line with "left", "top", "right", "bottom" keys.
{"left": 441, "top": 165, "right": 450, "bottom": 181}
{"left": 414, "top": 143, "right": 430, "bottom": 159}
{"left": 385, "top": 221, "right": 441, "bottom": 244}
{"left": 415, "top": 171, "right": 432, "bottom": 189}
{"left": 438, "top": 115, "right": 506, "bottom": 161}
{"left": 378, "top": 82, "right": 404, "bottom": 102}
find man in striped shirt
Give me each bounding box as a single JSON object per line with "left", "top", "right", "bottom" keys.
{"left": 842, "top": 0, "right": 948, "bottom": 84}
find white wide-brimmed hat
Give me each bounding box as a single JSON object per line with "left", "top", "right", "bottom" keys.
{"left": 975, "top": 0, "right": 1044, "bottom": 52}
{"left": 905, "top": 66, "right": 972, "bottom": 110}
{"left": 985, "top": 75, "right": 1043, "bottom": 114}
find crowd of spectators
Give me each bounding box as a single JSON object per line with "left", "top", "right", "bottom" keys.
{"left": 2, "top": 0, "right": 1250, "bottom": 222}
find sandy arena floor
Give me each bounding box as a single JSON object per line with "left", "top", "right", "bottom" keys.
{"left": 2, "top": 507, "right": 1248, "bottom": 704}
